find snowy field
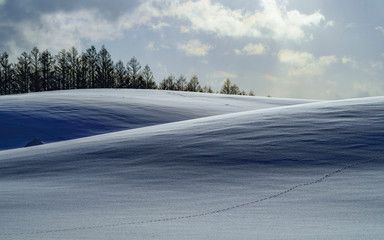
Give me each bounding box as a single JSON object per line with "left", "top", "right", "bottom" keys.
{"left": 0, "top": 89, "right": 383, "bottom": 239}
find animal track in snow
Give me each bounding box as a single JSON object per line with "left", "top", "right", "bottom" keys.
{"left": 2, "top": 158, "right": 374, "bottom": 237}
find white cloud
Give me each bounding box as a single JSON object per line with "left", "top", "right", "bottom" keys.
{"left": 278, "top": 49, "right": 314, "bottom": 67}
{"left": 165, "top": 0, "right": 325, "bottom": 41}
{"left": 375, "top": 26, "right": 384, "bottom": 36}
{"left": 341, "top": 57, "right": 359, "bottom": 69}
{"left": 353, "top": 81, "right": 382, "bottom": 97}
{"left": 325, "top": 21, "right": 334, "bottom": 27}
{"left": 342, "top": 57, "right": 353, "bottom": 64}
{"left": 264, "top": 74, "right": 279, "bottom": 82}
{"left": 151, "top": 21, "right": 170, "bottom": 30}
{"left": 278, "top": 49, "right": 338, "bottom": 77}
{"left": 211, "top": 71, "right": 238, "bottom": 79}
{"left": 15, "top": 2, "right": 159, "bottom": 51}
{"left": 16, "top": 10, "right": 119, "bottom": 51}
{"left": 146, "top": 41, "right": 157, "bottom": 51}
{"left": 12, "top": 0, "right": 327, "bottom": 52}
{"left": 177, "top": 39, "right": 211, "bottom": 56}
{"left": 235, "top": 43, "right": 267, "bottom": 55}
{"left": 119, "top": 1, "right": 163, "bottom": 29}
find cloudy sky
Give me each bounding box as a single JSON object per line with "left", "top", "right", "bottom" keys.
{"left": 1, "top": 0, "right": 384, "bottom": 99}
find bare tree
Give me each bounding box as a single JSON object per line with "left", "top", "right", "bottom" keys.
{"left": 115, "top": 60, "right": 126, "bottom": 88}
{"left": 230, "top": 84, "right": 240, "bottom": 95}
{"left": 16, "top": 52, "right": 31, "bottom": 93}
{"left": 220, "top": 79, "right": 231, "bottom": 94}
{"left": 67, "top": 47, "right": 78, "bottom": 89}
{"left": 98, "top": 45, "right": 114, "bottom": 88}
{"left": 175, "top": 75, "right": 187, "bottom": 91}
{"left": 0, "top": 52, "right": 12, "bottom": 94}
{"left": 30, "top": 47, "right": 41, "bottom": 92}
{"left": 77, "top": 53, "right": 88, "bottom": 89}
{"left": 39, "top": 50, "right": 55, "bottom": 91}
{"left": 55, "top": 49, "right": 69, "bottom": 90}
{"left": 186, "top": 75, "right": 200, "bottom": 92}
{"left": 142, "top": 64, "right": 156, "bottom": 89}
{"left": 127, "top": 56, "right": 141, "bottom": 88}
{"left": 159, "top": 75, "right": 175, "bottom": 90}
{"left": 86, "top": 46, "right": 98, "bottom": 88}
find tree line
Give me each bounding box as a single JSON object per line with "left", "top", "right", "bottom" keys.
{"left": 0, "top": 45, "right": 255, "bottom": 96}
{"left": 0, "top": 45, "right": 158, "bottom": 95}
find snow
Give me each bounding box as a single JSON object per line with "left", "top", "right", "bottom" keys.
{"left": 24, "top": 138, "right": 44, "bottom": 147}
{"left": 0, "top": 89, "right": 383, "bottom": 239}
{"left": 0, "top": 89, "right": 312, "bottom": 151}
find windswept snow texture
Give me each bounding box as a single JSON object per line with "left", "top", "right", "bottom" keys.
{"left": 0, "top": 89, "right": 311, "bottom": 150}
{"left": 0, "top": 90, "right": 383, "bottom": 240}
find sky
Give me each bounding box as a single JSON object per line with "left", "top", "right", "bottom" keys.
{"left": 1, "top": 0, "right": 384, "bottom": 99}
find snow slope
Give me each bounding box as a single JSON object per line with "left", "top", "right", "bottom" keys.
{"left": 0, "top": 90, "right": 383, "bottom": 239}
{"left": 0, "top": 89, "right": 311, "bottom": 150}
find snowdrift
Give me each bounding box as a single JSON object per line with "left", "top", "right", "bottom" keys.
{"left": 0, "top": 90, "right": 383, "bottom": 239}
{"left": 1, "top": 96, "right": 383, "bottom": 177}
{"left": 0, "top": 89, "right": 311, "bottom": 150}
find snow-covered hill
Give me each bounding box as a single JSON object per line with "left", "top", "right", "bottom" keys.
{"left": 0, "top": 89, "right": 311, "bottom": 150}
{"left": 0, "top": 90, "right": 383, "bottom": 240}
